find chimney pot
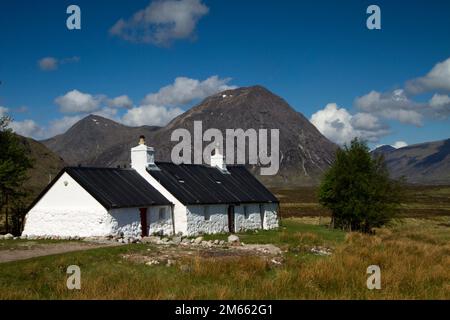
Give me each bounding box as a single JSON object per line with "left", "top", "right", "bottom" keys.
{"left": 131, "top": 136, "right": 156, "bottom": 171}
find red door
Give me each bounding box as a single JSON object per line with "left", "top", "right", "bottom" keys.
{"left": 139, "top": 208, "right": 148, "bottom": 237}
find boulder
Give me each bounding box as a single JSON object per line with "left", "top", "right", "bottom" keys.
{"left": 213, "top": 239, "right": 219, "bottom": 245}
{"left": 219, "top": 240, "right": 225, "bottom": 245}
{"left": 194, "top": 236, "right": 203, "bottom": 244}
{"left": 200, "top": 240, "right": 208, "bottom": 247}
{"left": 172, "top": 236, "right": 182, "bottom": 245}
{"left": 227, "top": 234, "right": 240, "bottom": 244}
{"left": 4, "top": 233, "right": 13, "bottom": 240}
{"left": 160, "top": 238, "right": 170, "bottom": 244}
{"left": 141, "top": 236, "right": 160, "bottom": 244}
{"left": 145, "top": 260, "right": 160, "bottom": 266}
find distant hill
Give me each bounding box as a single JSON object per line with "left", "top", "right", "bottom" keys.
{"left": 371, "top": 144, "right": 396, "bottom": 156}
{"left": 371, "top": 139, "right": 450, "bottom": 185}
{"left": 42, "top": 115, "right": 160, "bottom": 167}
{"left": 17, "top": 136, "right": 66, "bottom": 201}
{"left": 42, "top": 86, "right": 339, "bottom": 186}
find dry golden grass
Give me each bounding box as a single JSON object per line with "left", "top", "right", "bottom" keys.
{"left": 0, "top": 217, "right": 449, "bottom": 299}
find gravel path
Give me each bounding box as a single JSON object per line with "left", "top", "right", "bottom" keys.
{"left": 0, "top": 241, "right": 122, "bottom": 263}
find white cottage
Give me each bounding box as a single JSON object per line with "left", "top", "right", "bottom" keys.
{"left": 22, "top": 137, "right": 279, "bottom": 238}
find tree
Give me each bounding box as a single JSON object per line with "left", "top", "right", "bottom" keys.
{"left": 318, "top": 138, "right": 402, "bottom": 233}
{"left": 0, "top": 116, "right": 33, "bottom": 234}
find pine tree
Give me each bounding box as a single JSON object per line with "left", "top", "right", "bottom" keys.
{"left": 319, "top": 138, "right": 402, "bottom": 233}
{"left": 0, "top": 116, "right": 33, "bottom": 234}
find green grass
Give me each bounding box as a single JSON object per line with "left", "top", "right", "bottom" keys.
{"left": 0, "top": 217, "right": 448, "bottom": 299}
{"left": 202, "top": 219, "right": 345, "bottom": 248}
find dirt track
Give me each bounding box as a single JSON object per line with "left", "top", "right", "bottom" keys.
{"left": 0, "top": 241, "right": 122, "bottom": 263}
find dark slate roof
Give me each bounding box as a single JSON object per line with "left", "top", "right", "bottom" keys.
{"left": 148, "top": 162, "right": 279, "bottom": 205}
{"left": 30, "top": 167, "right": 172, "bottom": 211}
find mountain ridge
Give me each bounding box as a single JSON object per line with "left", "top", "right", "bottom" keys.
{"left": 371, "top": 138, "right": 450, "bottom": 185}
{"left": 41, "top": 86, "right": 339, "bottom": 186}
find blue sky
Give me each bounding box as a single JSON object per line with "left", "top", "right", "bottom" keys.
{"left": 0, "top": 0, "right": 449, "bottom": 148}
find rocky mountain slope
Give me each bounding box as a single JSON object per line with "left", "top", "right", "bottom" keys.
{"left": 42, "top": 86, "right": 338, "bottom": 186}
{"left": 17, "top": 136, "right": 66, "bottom": 200}
{"left": 372, "top": 139, "right": 450, "bottom": 185}
{"left": 42, "top": 116, "right": 160, "bottom": 166}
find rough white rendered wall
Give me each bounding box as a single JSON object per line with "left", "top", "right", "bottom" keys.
{"left": 22, "top": 173, "right": 113, "bottom": 237}
{"left": 186, "top": 205, "right": 229, "bottom": 236}
{"left": 262, "top": 203, "right": 279, "bottom": 230}
{"left": 234, "top": 204, "right": 264, "bottom": 232}
{"left": 134, "top": 168, "right": 188, "bottom": 235}
{"left": 108, "top": 207, "right": 141, "bottom": 238}
{"left": 109, "top": 205, "right": 173, "bottom": 238}
{"left": 148, "top": 205, "right": 174, "bottom": 236}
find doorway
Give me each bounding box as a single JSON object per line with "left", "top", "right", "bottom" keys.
{"left": 227, "top": 205, "right": 235, "bottom": 233}
{"left": 139, "top": 208, "right": 148, "bottom": 237}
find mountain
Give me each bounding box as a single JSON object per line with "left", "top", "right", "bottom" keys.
{"left": 42, "top": 115, "right": 160, "bottom": 166}
{"left": 372, "top": 139, "right": 450, "bottom": 185}
{"left": 42, "top": 86, "right": 338, "bottom": 186}
{"left": 17, "top": 136, "right": 66, "bottom": 201}
{"left": 371, "top": 144, "right": 396, "bottom": 156}
{"left": 149, "top": 85, "right": 338, "bottom": 186}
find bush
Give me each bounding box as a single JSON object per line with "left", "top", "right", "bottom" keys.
{"left": 318, "top": 138, "right": 402, "bottom": 233}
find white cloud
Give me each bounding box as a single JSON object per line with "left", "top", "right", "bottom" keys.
{"left": 110, "top": 0, "right": 209, "bottom": 46}
{"left": 122, "top": 104, "right": 183, "bottom": 126}
{"left": 392, "top": 141, "right": 408, "bottom": 149}
{"left": 11, "top": 74, "right": 235, "bottom": 137}
{"left": 38, "top": 56, "right": 80, "bottom": 71}
{"left": 406, "top": 58, "right": 450, "bottom": 94}
{"left": 55, "top": 90, "right": 102, "bottom": 113}
{"left": 46, "top": 115, "right": 83, "bottom": 137}
{"left": 3, "top": 102, "right": 80, "bottom": 139}
{"left": 121, "top": 75, "right": 235, "bottom": 126}
{"left": 9, "top": 119, "right": 44, "bottom": 138}
{"left": 354, "top": 89, "right": 423, "bottom": 126}
{"left": 310, "top": 103, "right": 389, "bottom": 145}
{"left": 0, "top": 106, "right": 9, "bottom": 117}
{"left": 108, "top": 95, "right": 133, "bottom": 109}
{"left": 92, "top": 108, "right": 120, "bottom": 121}
{"left": 9, "top": 115, "right": 83, "bottom": 139}
{"left": 429, "top": 93, "right": 450, "bottom": 119}
{"left": 143, "top": 76, "right": 236, "bottom": 106}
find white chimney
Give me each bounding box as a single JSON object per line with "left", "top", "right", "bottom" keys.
{"left": 131, "top": 135, "right": 156, "bottom": 171}
{"left": 210, "top": 145, "right": 228, "bottom": 172}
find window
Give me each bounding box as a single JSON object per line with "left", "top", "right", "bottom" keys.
{"left": 158, "top": 207, "right": 166, "bottom": 220}
{"left": 243, "top": 205, "right": 249, "bottom": 219}
{"left": 204, "top": 206, "right": 210, "bottom": 221}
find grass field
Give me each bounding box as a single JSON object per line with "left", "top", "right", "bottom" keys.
{"left": 0, "top": 185, "right": 449, "bottom": 299}
{"left": 272, "top": 185, "right": 450, "bottom": 218}
{"left": 0, "top": 217, "right": 449, "bottom": 299}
